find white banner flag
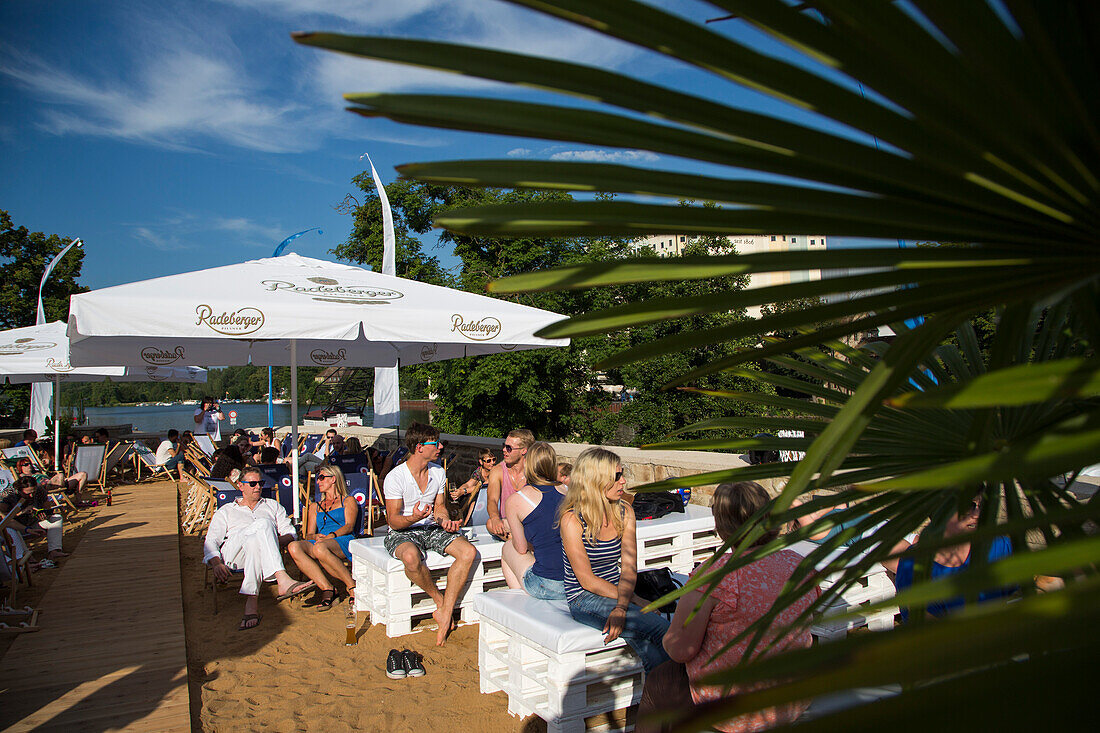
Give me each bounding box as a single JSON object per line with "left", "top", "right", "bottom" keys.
{"left": 365, "top": 154, "right": 401, "bottom": 429}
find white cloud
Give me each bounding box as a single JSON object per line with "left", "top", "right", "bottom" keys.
{"left": 549, "top": 149, "right": 660, "bottom": 163}
{"left": 125, "top": 212, "right": 290, "bottom": 252}
{"left": 506, "top": 147, "right": 532, "bottom": 158}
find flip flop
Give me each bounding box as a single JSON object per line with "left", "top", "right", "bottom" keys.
{"left": 275, "top": 580, "right": 315, "bottom": 602}
{"left": 238, "top": 613, "right": 261, "bottom": 631}
{"left": 317, "top": 589, "right": 336, "bottom": 611}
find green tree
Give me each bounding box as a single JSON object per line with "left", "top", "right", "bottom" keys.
{"left": 0, "top": 209, "right": 87, "bottom": 329}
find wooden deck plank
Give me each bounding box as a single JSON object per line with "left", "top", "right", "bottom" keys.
{"left": 0, "top": 480, "right": 192, "bottom": 733}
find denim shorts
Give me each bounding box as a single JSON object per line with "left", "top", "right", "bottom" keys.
{"left": 522, "top": 567, "right": 566, "bottom": 601}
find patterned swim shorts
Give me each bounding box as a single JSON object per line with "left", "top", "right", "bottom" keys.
{"left": 383, "top": 524, "right": 462, "bottom": 558}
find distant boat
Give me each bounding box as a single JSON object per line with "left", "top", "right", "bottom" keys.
{"left": 271, "top": 398, "right": 289, "bottom": 404}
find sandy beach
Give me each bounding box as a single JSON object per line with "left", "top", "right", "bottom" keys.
{"left": 178, "top": 505, "right": 543, "bottom": 733}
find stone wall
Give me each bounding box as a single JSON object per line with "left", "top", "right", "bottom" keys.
{"left": 263, "top": 425, "right": 753, "bottom": 507}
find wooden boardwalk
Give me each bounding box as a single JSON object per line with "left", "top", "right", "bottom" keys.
{"left": 0, "top": 480, "right": 192, "bottom": 732}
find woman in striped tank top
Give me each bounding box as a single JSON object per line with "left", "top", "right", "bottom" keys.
{"left": 559, "top": 448, "right": 670, "bottom": 673}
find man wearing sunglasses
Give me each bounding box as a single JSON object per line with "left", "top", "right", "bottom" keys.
{"left": 382, "top": 422, "right": 477, "bottom": 646}
{"left": 203, "top": 469, "right": 315, "bottom": 630}
{"left": 485, "top": 429, "right": 534, "bottom": 583}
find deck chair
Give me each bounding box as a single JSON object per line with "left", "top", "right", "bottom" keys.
{"left": 257, "top": 464, "right": 294, "bottom": 517}
{"left": 184, "top": 443, "right": 213, "bottom": 476}
{"left": 279, "top": 433, "right": 295, "bottom": 456}
{"left": 131, "top": 442, "right": 176, "bottom": 482}
{"left": 103, "top": 441, "right": 136, "bottom": 485}
{"left": 193, "top": 434, "right": 217, "bottom": 456}
{"left": 73, "top": 444, "right": 108, "bottom": 492}
{"left": 345, "top": 470, "right": 385, "bottom": 536}
{"left": 1, "top": 446, "right": 41, "bottom": 469}
{"left": 179, "top": 470, "right": 214, "bottom": 533}
{"left": 301, "top": 434, "right": 323, "bottom": 455}
{"left": 330, "top": 453, "right": 370, "bottom": 474}
{"left": 0, "top": 500, "right": 36, "bottom": 620}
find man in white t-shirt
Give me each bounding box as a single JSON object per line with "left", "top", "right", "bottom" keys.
{"left": 194, "top": 398, "right": 226, "bottom": 443}
{"left": 155, "top": 429, "right": 182, "bottom": 470}
{"left": 383, "top": 422, "right": 476, "bottom": 647}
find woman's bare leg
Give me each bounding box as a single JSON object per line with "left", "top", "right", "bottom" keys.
{"left": 312, "top": 539, "right": 355, "bottom": 590}
{"left": 286, "top": 540, "right": 334, "bottom": 591}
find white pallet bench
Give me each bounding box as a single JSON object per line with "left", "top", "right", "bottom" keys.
{"left": 787, "top": 540, "right": 899, "bottom": 640}
{"left": 351, "top": 506, "right": 721, "bottom": 638}
{"left": 476, "top": 590, "right": 644, "bottom": 733}
{"left": 350, "top": 527, "right": 506, "bottom": 637}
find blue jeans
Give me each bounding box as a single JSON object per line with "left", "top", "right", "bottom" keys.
{"left": 568, "top": 590, "right": 670, "bottom": 672}
{"left": 523, "top": 567, "right": 566, "bottom": 601}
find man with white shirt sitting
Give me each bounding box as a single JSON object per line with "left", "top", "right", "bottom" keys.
{"left": 383, "top": 422, "right": 477, "bottom": 646}
{"left": 155, "top": 429, "right": 183, "bottom": 472}
{"left": 203, "top": 468, "right": 315, "bottom": 630}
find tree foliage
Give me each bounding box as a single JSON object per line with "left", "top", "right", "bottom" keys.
{"left": 0, "top": 209, "right": 87, "bottom": 330}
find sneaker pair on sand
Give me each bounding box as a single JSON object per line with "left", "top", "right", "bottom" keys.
{"left": 386, "top": 649, "right": 425, "bottom": 679}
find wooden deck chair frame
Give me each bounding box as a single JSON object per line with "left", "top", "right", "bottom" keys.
{"left": 72, "top": 444, "right": 109, "bottom": 493}
{"left": 179, "top": 470, "right": 218, "bottom": 535}
{"left": 1, "top": 446, "right": 42, "bottom": 470}
{"left": 0, "top": 500, "right": 36, "bottom": 618}
{"left": 130, "top": 442, "right": 177, "bottom": 483}
{"left": 193, "top": 434, "right": 217, "bottom": 457}
{"left": 103, "top": 441, "right": 136, "bottom": 485}
{"left": 184, "top": 444, "right": 213, "bottom": 477}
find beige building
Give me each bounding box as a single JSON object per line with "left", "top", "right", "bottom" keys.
{"left": 635, "top": 233, "right": 828, "bottom": 316}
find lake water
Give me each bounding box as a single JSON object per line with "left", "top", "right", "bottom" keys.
{"left": 80, "top": 403, "right": 431, "bottom": 434}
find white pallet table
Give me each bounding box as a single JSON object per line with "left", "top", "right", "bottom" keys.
{"left": 352, "top": 507, "right": 721, "bottom": 638}
{"left": 476, "top": 590, "right": 644, "bottom": 733}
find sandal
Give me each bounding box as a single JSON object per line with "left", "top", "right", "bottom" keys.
{"left": 317, "top": 589, "right": 336, "bottom": 611}
{"left": 238, "top": 613, "right": 261, "bottom": 631}
{"left": 275, "top": 580, "right": 315, "bottom": 602}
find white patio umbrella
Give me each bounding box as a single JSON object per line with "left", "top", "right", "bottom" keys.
{"left": 65, "top": 253, "right": 569, "bottom": 515}
{"left": 0, "top": 321, "right": 208, "bottom": 465}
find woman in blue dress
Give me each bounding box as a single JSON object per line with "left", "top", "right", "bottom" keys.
{"left": 287, "top": 464, "right": 358, "bottom": 610}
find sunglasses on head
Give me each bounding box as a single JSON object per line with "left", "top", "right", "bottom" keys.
{"left": 241, "top": 480, "right": 263, "bottom": 487}
{"left": 420, "top": 440, "right": 439, "bottom": 447}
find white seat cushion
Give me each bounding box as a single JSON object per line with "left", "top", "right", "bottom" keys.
{"left": 349, "top": 525, "right": 500, "bottom": 571}
{"left": 474, "top": 589, "right": 628, "bottom": 655}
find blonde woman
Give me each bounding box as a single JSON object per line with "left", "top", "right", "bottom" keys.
{"left": 560, "top": 448, "right": 669, "bottom": 672}
{"left": 503, "top": 442, "right": 568, "bottom": 599}
{"left": 287, "top": 464, "right": 358, "bottom": 610}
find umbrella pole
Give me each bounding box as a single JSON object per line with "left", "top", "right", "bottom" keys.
{"left": 54, "top": 375, "right": 60, "bottom": 473}
{"left": 290, "top": 340, "right": 300, "bottom": 520}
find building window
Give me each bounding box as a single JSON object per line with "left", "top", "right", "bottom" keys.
{"left": 791, "top": 237, "right": 797, "bottom": 243}
{"left": 679, "top": 236, "right": 685, "bottom": 242}
{"left": 770, "top": 236, "right": 776, "bottom": 242}
{"left": 811, "top": 239, "right": 815, "bottom": 245}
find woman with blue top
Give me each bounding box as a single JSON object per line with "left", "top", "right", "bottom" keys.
{"left": 559, "top": 447, "right": 670, "bottom": 673}
{"left": 287, "top": 464, "right": 358, "bottom": 610}
{"left": 893, "top": 497, "right": 1015, "bottom": 619}
{"left": 502, "top": 442, "right": 568, "bottom": 600}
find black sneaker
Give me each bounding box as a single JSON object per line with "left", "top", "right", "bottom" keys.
{"left": 403, "top": 649, "right": 425, "bottom": 677}
{"left": 386, "top": 649, "right": 407, "bottom": 679}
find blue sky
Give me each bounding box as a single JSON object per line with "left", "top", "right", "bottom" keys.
{"left": 2, "top": 0, "right": 891, "bottom": 290}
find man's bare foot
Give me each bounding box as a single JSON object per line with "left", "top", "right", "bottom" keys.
{"left": 432, "top": 608, "right": 458, "bottom": 646}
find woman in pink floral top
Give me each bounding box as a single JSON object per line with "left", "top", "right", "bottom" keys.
{"left": 637, "top": 482, "right": 820, "bottom": 733}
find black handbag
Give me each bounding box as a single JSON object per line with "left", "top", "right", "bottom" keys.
{"left": 634, "top": 567, "right": 683, "bottom": 614}
{"left": 630, "top": 491, "right": 685, "bottom": 521}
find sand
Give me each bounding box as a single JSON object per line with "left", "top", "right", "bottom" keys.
{"left": 179, "top": 530, "right": 545, "bottom": 732}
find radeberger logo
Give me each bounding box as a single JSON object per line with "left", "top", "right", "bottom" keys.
{"left": 145, "top": 367, "right": 170, "bottom": 382}
{"left": 310, "top": 348, "right": 347, "bottom": 366}
{"left": 141, "top": 345, "right": 186, "bottom": 365}
{"left": 451, "top": 314, "right": 501, "bottom": 341}
{"left": 260, "top": 278, "right": 403, "bottom": 304}
{"left": 0, "top": 338, "right": 57, "bottom": 356}
{"left": 420, "top": 345, "right": 438, "bottom": 362}
{"left": 45, "top": 357, "right": 74, "bottom": 372}
{"left": 195, "top": 305, "right": 265, "bottom": 335}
